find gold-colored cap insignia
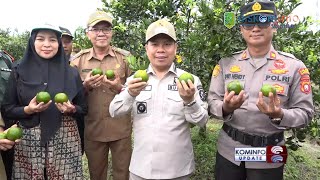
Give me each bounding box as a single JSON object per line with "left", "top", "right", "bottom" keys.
{"left": 252, "top": 2, "right": 262, "bottom": 11}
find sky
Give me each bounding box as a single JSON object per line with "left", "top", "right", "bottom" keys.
{"left": 0, "top": 0, "right": 319, "bottom": 34}
{"left": 0, "top": 0, "right": 103, "bottom": 34}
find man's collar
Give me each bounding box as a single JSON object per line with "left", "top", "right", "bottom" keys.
{"left": 87, "top": 46, "right": 116, "bottom": 61}
{"left": 238, "top": 45, "right": 278, "bottom": 60}
{"left": 146, "top": 63, "right": 177, "bottom": 75}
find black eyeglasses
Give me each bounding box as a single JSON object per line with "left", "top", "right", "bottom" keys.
{"left": 88, "top": 27, "right": 112, "bottom": 34}
{"left": 241, "top": 22, "right": 271, "bottom": 30}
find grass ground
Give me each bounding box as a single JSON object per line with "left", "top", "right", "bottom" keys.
{"left": 82, "top": 120, "right": 320, "bottom": 180}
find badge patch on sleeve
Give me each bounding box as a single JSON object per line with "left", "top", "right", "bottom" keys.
{"left": 212, "top": 65, "right": 221, "bottom": 77}
{"left": 299, "top": 68, "right": 310, "bottom": 76}
{"left": 197, "top": 85, "right": 207, "bottom": 101}
{"left": 300, "top": 81, "right": 311, "bottom": 94}
{"left": 136, "top": 102, "right": 147, "bottom": 114}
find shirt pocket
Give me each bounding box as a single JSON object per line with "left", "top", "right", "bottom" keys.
{"left": 134, "top": 91, "right": 152, "bottom": 117}
{"left": 265, "top": 82, "right": 290, "bottom": 104}
{"left": 164, "top": 92, "right": 184, "bottom": 116}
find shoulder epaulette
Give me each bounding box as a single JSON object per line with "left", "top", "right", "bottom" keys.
{"left": 278, "top": 51, "right": 297, "bottom": 59}
{"left": 73, "top": 49, "right": 91, "bottom": 59}
{"left": 232, "top": 50, "right": 244, "bottom": 55}
{"left": 112, "top": 47, "right": 131, "bottom": 56}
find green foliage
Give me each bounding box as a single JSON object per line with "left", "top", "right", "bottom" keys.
{"left": 73, "top": 27, "right": 92, "bottom": 50}
{"left": 126, "top": 54, "right": 149, "bottom": 71}
{"left": 0, "top": 29, "right": 29, "bottom": 60}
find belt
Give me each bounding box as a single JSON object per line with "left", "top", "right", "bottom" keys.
{"left": 222, "top": 123, "right": 284, "bottom": 147}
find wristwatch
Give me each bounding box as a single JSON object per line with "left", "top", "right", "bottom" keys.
{"left": 270, "top": 117, "right": 282, "bottom": 125}
{"left": 184, "top": 100, "right": 196, "bottom": 107}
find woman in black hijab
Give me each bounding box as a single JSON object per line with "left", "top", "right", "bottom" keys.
{"left": 1, "top": 24, "right": 87, "bottom": 179}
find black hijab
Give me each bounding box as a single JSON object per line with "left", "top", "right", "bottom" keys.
{"left": 17, "top": 29, "right": 82, "bottom": 146}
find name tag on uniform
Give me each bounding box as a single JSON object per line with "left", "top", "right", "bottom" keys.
{"left": 168, "top": 85, "right": 178, "bottom": 91}
{"left": 143, "top": 85, "right": 152, "bottom": 91}
{"left": 82, "top": 69, "right": 92, "bottom": 72}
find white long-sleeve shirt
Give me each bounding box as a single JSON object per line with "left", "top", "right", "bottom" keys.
{"left": 109, "top": 64, "right": 208, "bottom": 179}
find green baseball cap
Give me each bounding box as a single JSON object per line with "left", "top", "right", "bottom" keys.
{"left": 145, "top": 19, "right": 176, "bottom": 42}
{"left": 87, "top": 11, "right": 113, "bottom": 27}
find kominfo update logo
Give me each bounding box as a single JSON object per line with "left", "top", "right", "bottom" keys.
{"left": 235, "top": 146, "right": 288, "bottom": 163}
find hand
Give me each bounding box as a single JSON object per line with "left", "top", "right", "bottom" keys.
{"left": 83, "top": 71, "right": 104, "bottom": 89}
{"left": 0, "top": 124, "right": 20, "bottom": 151}
{"left": 177, "top": 79, "right": 195, "bottom": 104}
{"left": 127, "top": 78, "right": 147, "bottom": 97}
{"left": 256, "top": 92, "right": 283, "bottom": 118}
{"left": 55, "top": 100, "right": 76, "bottom": 114}
{"left": 25, "top": 96, "right": 52, "bottom": 114}
{"left": 102, "top": 73, "right": 123, "bottom": 92}
{"left": 222, "top": 90, "right": 246, "bottom": 115}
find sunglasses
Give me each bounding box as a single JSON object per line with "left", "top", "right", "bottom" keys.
{"left": 241, "top": 22, "right": 272, "bottom": 30}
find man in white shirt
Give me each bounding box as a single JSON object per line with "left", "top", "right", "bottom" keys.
{"left": 109, "top": 19, "right": 208, "bottom": 180}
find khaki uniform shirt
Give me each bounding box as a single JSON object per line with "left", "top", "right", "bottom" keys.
{"left": 208, "top": 46, "right": 314, "bottom": 169}
{"left": 109, "top": 64, "right": 208, "bottom": 179}
{"left": 0, "top": 114, "right": 7, "bottom": 180}
{"left": 71, "top": 47, "right": 132, "bottom": 142}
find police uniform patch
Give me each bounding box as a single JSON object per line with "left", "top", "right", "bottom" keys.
{"left": 241, "top": 51, "right": 247, "bottom": 60}
{"left": 230, "top": 65, "right": 241, "bottom": 73}
{"left": 137, "top": 102, "right": 147, "bottom": 114}
{"left": 300, "top": 81, "right": 311, "bottom": 94}
{"left": 269, "top": 69, "right": 288, "bottom": 75}
{"left": 212, "top": 65, "right": 220, "bottom": 77}
{"left": 273, "top": 84, "right": 285, "bottom": 95}
{"left": 197, "top": 85, "right": 207, "bottom": 101}
{"left": 270, "top": 51, "right": 276, "bottom": 59}
{"left": 274, "top": 59, "right": 285, "bottom": 69}
{"left": 299, "top": 68, "right": 309, "bottom": 76}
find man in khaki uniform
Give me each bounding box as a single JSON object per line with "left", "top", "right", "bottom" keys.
{"left": 71, "top": 11, "right": 132, "bottom": 180}
{"left": 208, "top": 1, "right": 314, "bottom": 180}
{"left": 0, "top": 114, "right": 16, "bottom": 180}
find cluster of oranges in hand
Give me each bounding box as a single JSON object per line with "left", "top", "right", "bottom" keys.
{"left": 36, "top": 92, "right": 68, "bottom": 104}
{"left": 91, "top": 68, "right": 115, "bottom": 79}
{"left": 0, "top": 126, "right": 23, "bottom": 141}
{"left": 227, "top": 80, "right": 276, "bottom": 97}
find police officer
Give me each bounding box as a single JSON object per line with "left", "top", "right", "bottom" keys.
{"left": 207, "top": 1, "right": 314, "bottom": 180}
{"left": 59, "top": 26, "right": 74, "bottom": 61}
{"left": 71, "top": 11, "right": 132, "bottom": 180}
{"left": 110, "top": 19, "right": 208, "bottom": 180}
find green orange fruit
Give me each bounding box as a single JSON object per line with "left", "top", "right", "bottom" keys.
{"left": 0, "top": 132, "right": 7, "bottom": 139}
{"left": 179, "top": 72, "right": 194, "bottom": 84}
{"left": 6, "top": 127, "right": 23, "bottom": 141}
{"left": 92, "top": 68, "right": 103, "bottom": 76}
{"left": 134, "top": 70, "right": 149, "bottom": 82}
{"left": 227, "top": 80, "right": 243, "bottom": 95}
{"left": 105, "top": 70, "right": 115, "bottom": 79}
{"left": 54, "top": 93, "right": 68, "bottom": 103}
{"left": 260, "top": 84, "right": 277, "bottom": 97}
{"left": 36, "top": 91, "right": 51, "bottom": 104}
